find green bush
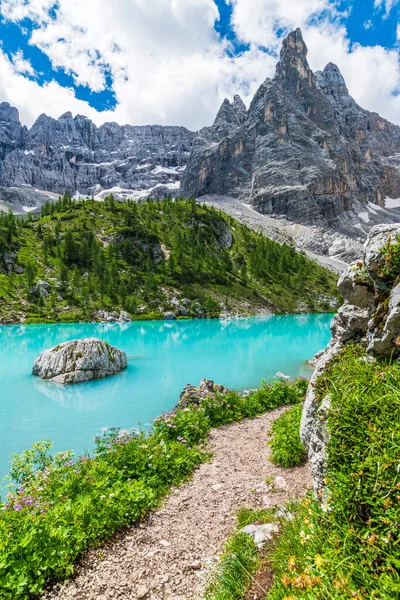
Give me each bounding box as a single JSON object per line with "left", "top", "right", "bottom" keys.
{"left": 268, "top": 345, "right": 400, "bottom": 599}
{"left": 0, "top": 377, "right": 306, "bottom": 599}
{"left": 269, "top": 404, "right": 307, "bottom": 468}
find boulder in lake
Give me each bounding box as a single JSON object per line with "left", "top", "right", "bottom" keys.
{"left": 32, "top": 337, "right": 127, "bottom": 384}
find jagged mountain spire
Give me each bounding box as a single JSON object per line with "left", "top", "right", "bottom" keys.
{"left": 274, "top": 28, "right": 314, "bottom": 91}
{"left": 232, "top": 94, "right": 247, "bottom": 124}
{"left": 315, "top": 62, "right": 349, "bottom": 100}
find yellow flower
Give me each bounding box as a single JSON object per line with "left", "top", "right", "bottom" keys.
{"left": 281, "top": 574, "right": 292, "bottom": 587}
{"left": 282, "top": 597, "right": 296, "bottom": 600}
{"left": 314, "top": 554, "right": 325, "bottom": 568}
{"left": 288, "top": 555, "right": 297, "bottom": 571}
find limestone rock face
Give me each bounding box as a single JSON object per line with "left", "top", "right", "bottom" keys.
{"left": 301, "top": 223, "right": 400, "bottom": 493}
{"left": 0, "top": 106, "right": 195, "bottom": 210}
{"left": 32, "top": 338, "right": 127, "bottom": 384}
{"left": 181, "top": 29, "right": 400, "bottom": 235}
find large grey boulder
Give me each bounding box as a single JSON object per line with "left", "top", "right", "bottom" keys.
{"left": 29, "top": 280, "right": 51, "bottom": 299}
{"left": 32, "top": 338, "right": 127, "bottom": 384}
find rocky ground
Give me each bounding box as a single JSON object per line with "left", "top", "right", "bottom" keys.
{"left": 42, "top": 409, "right": 311, "bottom": 600}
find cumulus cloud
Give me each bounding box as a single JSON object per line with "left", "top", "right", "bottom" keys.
{"left": 0, "top": 0, "right": 399, "bottom": 130}
{"left": 10, "top": 49, "right": 36, "bottom": 76}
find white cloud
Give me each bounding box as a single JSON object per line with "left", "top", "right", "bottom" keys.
{"left": 0, "top": 0, "right": 279, "bottom": 128}
{"left": 0, "top": 0, "right": 399, "bottom": 131}
{"left": 0, "top": 49, "right": 109, "bottom": 125}
{"left": 10, "top": 49, "right": 36, "bottom": 76}
{"left": 227, "top": 0, "right": 337, "bottom": 48}
{"left": 374, "top": 0, "right": 399, "bottom": 18}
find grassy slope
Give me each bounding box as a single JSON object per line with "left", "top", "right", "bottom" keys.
{"left": 268, "top": 345, "right": 400, "bottom": 600}
{"left": 0, "top": 196, "right": 339, "bottom": 323}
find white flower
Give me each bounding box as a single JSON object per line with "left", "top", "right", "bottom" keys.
{"left": 275, "top": 372, "right": 290, "bottom": 380}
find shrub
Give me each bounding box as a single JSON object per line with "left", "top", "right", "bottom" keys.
{"left": 269, "top": 404, "right": 307, "bottom": 468}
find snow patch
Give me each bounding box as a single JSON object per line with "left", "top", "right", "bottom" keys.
{"left": 385, "top": 197, "right": 400, "bottom": 209}
{"left": 358, "top": 211, "right": 369, "bottom": 223}
{"left": 22, "top": 206, "right": 37, "bottom": 213}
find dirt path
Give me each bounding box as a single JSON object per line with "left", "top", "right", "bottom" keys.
{"left": 43, "top": 409, "right": 311, "bottom": 600}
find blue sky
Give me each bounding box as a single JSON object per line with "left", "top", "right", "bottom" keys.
{"left": 0, "top": 0, "right": 398, "bottom": 129}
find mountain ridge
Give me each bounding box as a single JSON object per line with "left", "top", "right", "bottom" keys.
{"left": 181, "top": 28, "right": 400, "bottom": 235}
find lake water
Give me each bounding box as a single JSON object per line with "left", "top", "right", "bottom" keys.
{"left": 0, "top": 315, "right": 332, "bottom": 481}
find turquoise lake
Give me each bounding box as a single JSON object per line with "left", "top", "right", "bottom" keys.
{"left": 0, "top": 314, "right": 332, "bottom": 482}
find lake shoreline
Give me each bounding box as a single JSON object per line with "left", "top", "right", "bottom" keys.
{"left": 0, "top": 306, "right": 336, "bottom": 326}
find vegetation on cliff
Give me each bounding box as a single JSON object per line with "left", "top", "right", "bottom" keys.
{"left": 0, "top": 195, "right": 338, "bottom": 323}
{"left": 267, "top": 345, "right": 400, "bottom": 599}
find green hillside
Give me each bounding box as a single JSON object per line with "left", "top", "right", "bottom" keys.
{"left": 0, "top": 195, "right": 339, "bottom": 323}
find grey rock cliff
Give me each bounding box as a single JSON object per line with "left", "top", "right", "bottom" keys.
{"left": 181, "top": 29, "right": 400, "bottom": 236}
{"left": 32, "top": 338, "right": 127, "bottom": 384}
{"left": 301, "top": 223, "right": 400, "bottom": 494}
{"left": 0, "top": 105, "right": 195, "bottom": 210}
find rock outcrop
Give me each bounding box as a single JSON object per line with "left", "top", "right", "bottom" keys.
{"left": 32, "top": 338, "right": 127, "bottom": 384}
{"left": 0, "top": 102, "right": 195, "bottom": 211}
{"left": 301, "top": 223, "right": 400, "bottom": 493}
{"left": 181, "top": 29, "right": 400, "bottom": 238}
{"left": 179, "top": 379, "right": 230, "bottom": 408}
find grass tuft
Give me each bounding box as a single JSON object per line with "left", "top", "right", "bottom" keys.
{"left": 268, "top": 404, "right": 307, "bottom": 468}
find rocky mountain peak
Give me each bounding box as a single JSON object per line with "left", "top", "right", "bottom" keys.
{"left": 316, "top": 62, "right": 349, "bottom": 99}
{"left": 181, "top": 28, "right": 400, "bottom": 252}
{"left": 59, "top": 111, "right": 73, "bottom": 120}
{"left": 232, "top": 94, "right": 247, "bottom": 124}
{"left": 213, "top": 98, "right": 239, "bottom": 127}
{"left": 274, "top": 28, "right": 313, "bottom": 91}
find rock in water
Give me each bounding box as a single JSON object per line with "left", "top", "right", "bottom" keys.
{"left": 32, "top": 338, "right": 127, "bottom": 384}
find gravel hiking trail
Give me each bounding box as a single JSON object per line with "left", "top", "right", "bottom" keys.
{"left": 42, "top": 408, "right": 312, "bottom": 600}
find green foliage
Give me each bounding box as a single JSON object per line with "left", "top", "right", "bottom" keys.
{"left": 0, "top": 377, "right": 306, "bottom": 599}
{"left": 269, "top": 404, "right": 307, "bottom": 468}
{"left": 204, "top": 533, "right": 260, "bottom": 600}
{"left": 0, "top": 196, "right": 338, "bottom": 323}
{"left": 268, "top": 345, "right": 400, "bottom": 599}
{"left": 380, "top": 234, "right": 400, "bottom": 281}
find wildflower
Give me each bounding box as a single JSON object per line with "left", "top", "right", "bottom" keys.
{"left": 281, "top": 574, "right": 292, "bottom": 587}
{"left": 100, "top": 495, "right": 106, "bottom": 500}
{"left": 14, "top": 504, "right": 22, "bottom": 511}
{"left": 287, "top": 556, "right": 296, "bottom": 571}
{"left": 101, "top": 427, "right": 107, "bottom": 432}
{"left": 314, "top": 554, "right": 325, "bottom": 568}
{"left": 109, "top": 493, "right": 115, "bottom": 498}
